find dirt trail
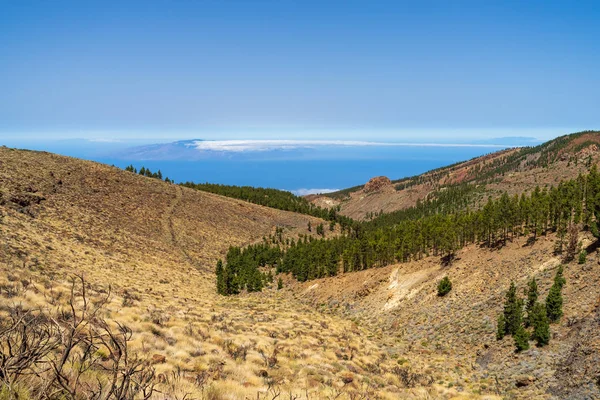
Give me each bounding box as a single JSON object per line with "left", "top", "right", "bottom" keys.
{"left": 162, "top": 186, "right": 198, "bottom": 267}
{"left": 161, "top": 185, "right": 181, "bottom": 246}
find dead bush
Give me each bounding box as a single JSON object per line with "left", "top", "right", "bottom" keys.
{"left": 222, "top": 340, "right": 249, "bottom": 361}
{"left": 0, "top": 274, "right": 157, "bottom": 399}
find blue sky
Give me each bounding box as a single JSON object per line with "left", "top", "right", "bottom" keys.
{"left": 1, "top": 0, "right": 599, "bottom": 142}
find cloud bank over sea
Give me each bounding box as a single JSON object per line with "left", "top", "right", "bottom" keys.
{"left": 291, "top": 188, "right": 339, "bottom": 196}
{"left": 184, "top": 139, "right": 514, "bottom": 153}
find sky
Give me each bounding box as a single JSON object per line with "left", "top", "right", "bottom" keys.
{"left": 1, "top": 0, "right": 599, "bottom": 143}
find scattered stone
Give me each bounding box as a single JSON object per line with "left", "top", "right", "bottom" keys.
{"left": 515, "top": 375, "right": 536, "bottom": 387}
{"left": 341, "top": 373, "right": 354, "bottom": 384}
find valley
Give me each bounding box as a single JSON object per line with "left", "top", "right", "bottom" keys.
{"left": 2, "top": 132, "right": 600, "bottom": 399}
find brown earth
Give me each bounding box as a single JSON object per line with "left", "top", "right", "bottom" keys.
{"left": 311, "top": 132, "right": 600, "bottom": 220}
{"left": 2, "top": 146, "right": 599, "bottom": 399}
{"left": 0, "top": 147, "right": 452, "bottom": 399}
{"left": 363, "top": 176, "right": 392, "bottom": 193}
{"left": 291, "top": 233, "right": 600, "bottom": 399}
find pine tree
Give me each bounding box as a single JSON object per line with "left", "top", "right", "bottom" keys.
{"left": 496, "top": 314, "right": 506, "bottom": 340}
{"left": 525, "top": 277, "right": 538, "bottom": 326}
{"left": 225, "top": 265, "right": 238, "bottom": 295}
{"left": 216, "top": 259, "right": 226, "bottom": 295}
{"left": 554, "top": 264, "right": 566, "bottom": 289}
{"left": 316, "top": 223, "right": 325, "bottom": 237}
{"left": 503, "top": 282, "right": 524, "bottom": 335}
{"left": 530, "top": 302, "right": 550, "bottom": 346}
{"left": 514, "top": 324, "right": 530, "bottom": 352}
{"left": 564, "top": 224, "right": 579, "bottom": 262}
{"left": 588, "top": 164, "right": 600, "bottom": 237}
{"left": 437, "top": 276, "right": 452, "bottom": 297}
{"left": 277, "top": 277, "right": 283, "bottom": 290}
{"left": 546, "top": 282, "right": 563, "bottom": 322}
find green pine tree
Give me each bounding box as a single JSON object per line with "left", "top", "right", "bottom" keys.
{"left": 546, "top": 282, "right": 563, "bottom": 322}
{"left": 496, "top": 314, "right": 506, "bottom": 340}
{"left": 277, "top": 277, "right": 283, "bottom": 290}
{"left": 530, "top": 302, "right": 550, "bottom": 346}
{"left": 525, "top": 277, "right": 538, "bottom": 326}
{"left": 216, "top": 259, "right": 226, "bottom": 295}
{"left": 554, "top": 265, "right": 566, "bottom": 289}
{"left": 316, "top": 223, "right": 325, "bottom": 237}
{"left": 514, "top": 324, "right": 530, "bottom": 352}
{"left": 503, "top": 281, "right": 524, "bottom": 335}
{"left": 225, "top": 266, "right": 238, "bottom": 295}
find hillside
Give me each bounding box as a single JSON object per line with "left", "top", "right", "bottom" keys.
{"left": 315, "top": 131, "right": 600, "bottom": 220}
{"left": 1, "top": 145, "right": 600, "bottom": 399}
{"left": 0, "top": 148, "right": 407, "bottom": 399}
{"left": 292, "top": 232, "right": 600, "bottom": 399}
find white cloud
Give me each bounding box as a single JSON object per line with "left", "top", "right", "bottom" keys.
{"left": 292, "top": 188, "right": 339, "bottom": 196}
{"left": 87, "top": 138, "right": 123, "bottom": 143}
{"left": 185, "top": 139, "right": 511, "bottom": 153}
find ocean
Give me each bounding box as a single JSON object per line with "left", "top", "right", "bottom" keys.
{"left": 93, "top": 145, "right": 504, "bottom": 194}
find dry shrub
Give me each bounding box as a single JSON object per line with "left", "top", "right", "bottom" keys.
{"left": 0, "top": 274, "right": 156, "bottom": 399}
{"left": 222, "top": 340, "right": 249, "bottom": 361}
{"left": 391, "top": 366, "right": 434, "bottom": 388}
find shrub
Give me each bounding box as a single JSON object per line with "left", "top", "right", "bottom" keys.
{"left": 0, "top": 275, "right": 156, "bottom": 399}
{"left": 578, "top": 250, "right": 587, "bottom": 264}
{"left": 437, "top": 276, "right": 452, "bottom": 297}
{"left": 223, "top": 340, "right": 249, "bottom": 361}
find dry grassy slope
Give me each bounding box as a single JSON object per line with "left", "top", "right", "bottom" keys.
{"left": 315, "top": 132, "right": 600, "bottom": 220}
{"left": 0, "top": 147, "right": 461, "bottom": 399}
{"left": 0, "top": 147, "right": 331, "bottom": 267}
{"left": 293, "top": 233, "right": 600, "bottom": 399}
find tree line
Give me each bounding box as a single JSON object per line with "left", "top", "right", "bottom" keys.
{"left": 217, "top": 163, "right": 600, "bottom": 294}
{"left": 124, "top": 165, "right": 173, "bottom": 183}
{"left": 181, "top": 182, "right": 355, "bottom": 230}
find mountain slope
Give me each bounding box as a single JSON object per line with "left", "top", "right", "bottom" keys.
{"left": 316, "top": 131, "right": 600, "bottom": 220}
{"left": 1, "top": 148, "right": 412, "bottom": 399}
{"left": 291, "top": 232, "right": 600, "bottom": 399}
{"left": 2, "top": 145, "right": 599, "bottom": 399}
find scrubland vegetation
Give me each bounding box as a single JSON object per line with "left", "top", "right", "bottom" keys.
{"left": 3, "top": 133, "right": 600, "bottom": 399}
